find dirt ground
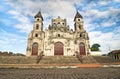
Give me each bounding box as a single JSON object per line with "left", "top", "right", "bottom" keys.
{"left": 0, "top": 68, "right": 120, "bottom": 79}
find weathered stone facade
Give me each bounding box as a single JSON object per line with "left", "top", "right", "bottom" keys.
{"left": 26, "top": 11, "right": 90, "bottom": 56}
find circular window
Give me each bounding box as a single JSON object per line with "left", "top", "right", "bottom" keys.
{"left": 37, "top": 19, "right": 39, "bottom": 21}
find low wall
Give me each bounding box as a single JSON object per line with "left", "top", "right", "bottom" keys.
{"left": 90, "top": 51, "right": 102, "bottom": 56}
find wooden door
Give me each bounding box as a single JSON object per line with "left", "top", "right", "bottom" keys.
{"left": 54, "top": 42, "right": 63, "bottom": 55}
{"left": 79, "top": 43, "right": 86, "bottom": 55}
{"left": 32, "top": 43, "right": 38, "bottom": 55}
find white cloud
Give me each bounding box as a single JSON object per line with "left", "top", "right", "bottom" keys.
{"left": 7, "top": 10, "right": 33, "bottom": 33}
{"left": 89, "top": 31, "right": 112, "bottom": 53}
{"left": 82, "top": 5, "right": 120, "bottom": 32}
{"left": 43, "top": 0, "right": 76, "bottom": 17}
{"left": 115, "top": 0, "right": 120, "bottom": 2}
{"left": 84, "top": 9, "right": 109, "bottom": 19}
{"left": 102, "top": 21, "right": 116, "bottom": 27}
{"left": 6, "top": 0, "right": 78, "bottom": 33}
{"left": 0, "top": 0, "right": 120, "bottom": 54}
{"left": 83, "top": 3, "right": 120, "bottom": 19}
{"left": 113, "top": 26, "right": 120, "bottom": 40}
{"left": 99, "top": 1, "right": 107, "bottom": 6}
{"left": 8, "top": 10, "right": 20, "bottom": 16}
{"left": 15, "top": 23, "right": 32, "bottom": 33}
{"left": 84, "top": 18, "right": 101, "bottom": 32}
{"left": 0, "top": 29, "right": 27, "bottom": 54}
{"left": 98, "top": 0, "right": 111, "bottom": 6}
{"left": 89, "top": 30, "right": 120, "bottom": 54}
{"left": 82, "top": 1, "right": 97, "bottom": 11}
{"left": 5, "top": 0, "right": 120, "bottom": 31}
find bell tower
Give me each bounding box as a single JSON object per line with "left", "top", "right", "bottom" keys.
{"left": 74, "top": 11, "right": 90, "bottom": 55}
{"left": 34, "top": 11, "right": 43, "bottom": 31}
{"left": 74, "top": 11, "right": 84, "bottom": 32}
{"left": 26, "top": 11, "right": 44, "bottom": 56}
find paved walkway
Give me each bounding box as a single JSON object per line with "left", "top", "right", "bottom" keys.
{"left": 0, "top": 68, "right": 120, "bottom": 79}
{"left": 0, "top": 62, "right": 120, "bottom": 68}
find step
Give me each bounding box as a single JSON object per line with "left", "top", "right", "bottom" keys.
{"left": 39, "top": 55, "right": 98, "bottom": 64}
{"left": 39, "top": 56, "right": 80, "bottom": 64}
{"left": 0, "top": 56, "right": 111, "bottom": 64}
{"left": 0, "top": 56, "right": 37, "bottom": 64}
{"left": 93, "top": 56, "right": 120, "bottom": 63}
{"left": 83, "top": 55, "right": 98, "bottom": 63}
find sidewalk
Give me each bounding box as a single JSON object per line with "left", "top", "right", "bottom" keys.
{"left": 0, "top": 63, "right": 120, "bottom": 68}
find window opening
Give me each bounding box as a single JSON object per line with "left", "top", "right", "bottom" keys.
{"left": 37, "top": 19, "right": 39, "bottom": 21}
{"left": 35, "top": 34, "right": 38, "bottom": 37}
{"left": 36, "top": 24, "right": 39, "bottom": 29}
{"left": 58, "top": 34, "right": 60, "bottom": 37}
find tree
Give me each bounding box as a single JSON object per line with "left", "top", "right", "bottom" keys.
{"left": 9, "top": 52, "right": 13, "bottom": 55}
{"left": 91, "top": 43, "right": 100, "bottom": 51}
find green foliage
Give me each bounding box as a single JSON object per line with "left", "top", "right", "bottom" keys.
{"left": 9, "top": 52, "right": 13, "bottom": 55}
{"left": 0, "top": 51, "right": 25, "bottom": 56}
{"left": 91, "top": 47, "right": 99, "bottom": 51}
{"left": 91, "top": 43, "right": 101, "bottom": 51}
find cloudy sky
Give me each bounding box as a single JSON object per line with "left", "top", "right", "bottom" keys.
{"left": 0, "top": 0, "right": 120, "bottom": 54}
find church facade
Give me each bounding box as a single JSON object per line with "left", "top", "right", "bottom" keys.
{"left": 26, "top": 11, "right": 90, "bottom": 56}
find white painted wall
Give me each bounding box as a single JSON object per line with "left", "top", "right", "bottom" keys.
{"left": 90, "top": 51, "right": 102, "bottom": 56}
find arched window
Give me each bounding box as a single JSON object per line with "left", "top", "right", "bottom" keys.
{"left": 36, "top": 26, "right": 39, "bottom": 29}
{"left": 36, "top": 24, "right": 39, "bottom": 29}
{"left": 37, "top": 19, "right": 39, "bottom": 21}
{"left": 53, "top": 23, "right": 56, "bottom": 26}
{"left": 80, "top": 34, "right": 82, "bottom": 37}
{"left": 58, "top": 22, "right": 60, "bottom": 24}
{"left": 58, "top": 34, "right": 60, "bottom": 37}
{"left": 35, "top": 34, "right": 38, "bottom": 37}
{"left": 80, "top": 42, "right": 85, "bottom": 46}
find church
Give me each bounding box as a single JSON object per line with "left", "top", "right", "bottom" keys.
{"left": 26, "top": 11, "right": 90, "bottom": 56}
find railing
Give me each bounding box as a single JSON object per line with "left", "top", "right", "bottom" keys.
{"left": 36, "top": 51, "right": 44, "bottom": 64}
{"left": 76, "top": 52, "right": 83, "bottom": 63}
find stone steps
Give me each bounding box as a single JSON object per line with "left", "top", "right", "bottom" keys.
{"left": 0, "top": 56, "right": 37, "bottom": 64}
{"left": 39, "top": 56, "right": 80, "bottom": 64}
{"left": 83, "top": 55, "right": 98, "bottom": 63}
{"left": 39, "top": 55, "right": 97, "bottom": 64}
{"left": 93, "top": 56, "right": 120, "bottom": 63}
{"left": 0, "top": 55, "right": 118, "bottom": 64}
{"left": 0, "top": 55, "right": 98, "bottom": 64}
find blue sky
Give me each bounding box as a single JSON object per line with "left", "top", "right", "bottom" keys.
{"left": 0, "top": 0, "right": 120, "bottom": 54}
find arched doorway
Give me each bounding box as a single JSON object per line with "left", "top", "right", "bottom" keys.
{"left": 79, "top": 42, "right": 86, "bottom": 55}
{"left": 32, "top": 42, "right": 38, "bottom": 55}
{"left": 54, "top": 42, "right": 64, "bottom": 55}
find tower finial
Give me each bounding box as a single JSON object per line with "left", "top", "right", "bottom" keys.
{"left": 74, "top": 11, "right": 83, "bottom": 21}
{"left": 34, "top": 10, "right": 43, "bottom": 21}
{"left": 39, "top": 8, "right": 41, "bottom": 12}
